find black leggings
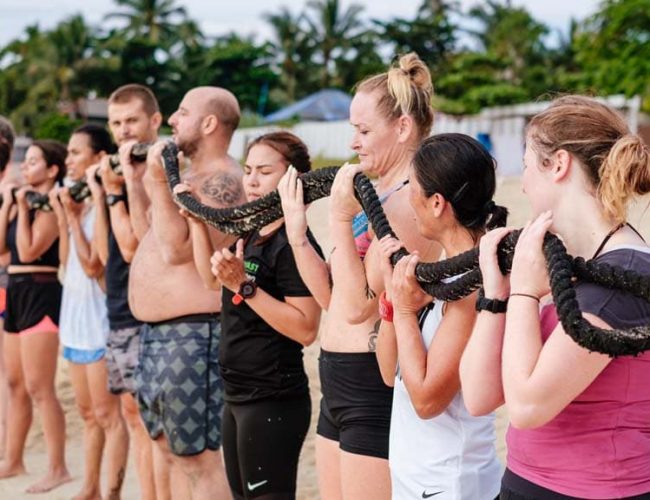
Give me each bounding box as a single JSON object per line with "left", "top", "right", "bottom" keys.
{"left": 501, "top": 469, "right": 650, "bottom": 499}
{"left": 222, "top": 395, "right": 311, "bottom": 499}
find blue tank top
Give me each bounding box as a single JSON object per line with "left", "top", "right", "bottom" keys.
{"left": 6, "top": 212, "right": 59, "bottom": 267}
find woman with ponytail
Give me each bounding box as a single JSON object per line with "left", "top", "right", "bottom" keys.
{"left": 460, "top": 95, "right": 650, "bottom": 498}
{"left": 279, "top": 53, "right": 441, "bottom": 498}
{"left": 376, "top": 134, "right": 504, "bottom": 499}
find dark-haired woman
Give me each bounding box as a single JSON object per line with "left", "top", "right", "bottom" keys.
{"left": 0, "top": 140, "right": 71, "bottom": 493}
{"left": 49, "top": 124, "right": 129, "bottom": 500}
{"left": 181, "top": 131, "right": 322, "bottom": 499}
{"left": 376, "top": 134, "right": 503, "bottom": 499}
{"left": 460, "top": 95, "right": 650, "bottom": 498}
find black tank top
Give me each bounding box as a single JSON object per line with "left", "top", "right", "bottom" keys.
{"left": 6, "top": 212, "right": 59, "bottom": 267}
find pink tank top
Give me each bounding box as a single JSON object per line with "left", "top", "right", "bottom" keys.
{"left": 507, "top": 303, "right": 650, "bottom": 497}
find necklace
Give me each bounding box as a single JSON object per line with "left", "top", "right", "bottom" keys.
{"left": 592, "top": 222, "right": 625, "bottom": 259}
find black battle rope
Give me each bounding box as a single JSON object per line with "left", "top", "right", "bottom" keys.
{"left": 161, "top": 141, "right": 650, "bottom": 357}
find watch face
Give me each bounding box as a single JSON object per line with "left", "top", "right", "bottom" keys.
{"left": 241, "top": 282, "right": 256, "bottom": 298}
{"left": 107, "top": 194, "right": 124, "bottom": 206}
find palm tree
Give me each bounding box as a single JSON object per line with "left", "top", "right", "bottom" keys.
{"left": 264, "top": 6, "right": 313, "bottom": 102}
{"left": 304, "top": 0, "right": 365, "bottom": 88}
{"left": 104, "top": 0, "right": 188, "bottom": 46}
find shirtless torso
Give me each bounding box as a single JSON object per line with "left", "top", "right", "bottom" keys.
{"left": 129, "top": 159, "right": 244, "bottom": 322}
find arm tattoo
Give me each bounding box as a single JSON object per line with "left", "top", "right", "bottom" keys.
{"left": 368, "top": 319, "right": 380, "bottom": 352}
{"left": 201, "top": 173, "right": 243, "bottom": 207}
{"left": 362, "top": 264, "right": 376, "bottom": 300}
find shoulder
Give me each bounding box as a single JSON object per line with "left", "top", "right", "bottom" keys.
{"left": 194, "top": 169, "right": 244, "bottom": 208}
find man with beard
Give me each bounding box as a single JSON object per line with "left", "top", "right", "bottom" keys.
{"left": 127, "top": 86, "right": 245, "bottom": 499}
{"left": 86, "top": 83, "right": 164, "bottom": 499}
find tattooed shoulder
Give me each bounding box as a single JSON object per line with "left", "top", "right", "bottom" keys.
{"left": 200, "top": 172, "right": 243, "bottom": 208}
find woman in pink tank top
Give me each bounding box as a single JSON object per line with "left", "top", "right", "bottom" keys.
{"left": 460, "top": 95, "right": 650, "bottom": 499}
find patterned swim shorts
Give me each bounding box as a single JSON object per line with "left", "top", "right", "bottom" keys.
{"left": 135, "top": 314, "right": 224, "bottom": 456}
{"left": 106, "top": 325, "right": 142, "bottom": 395}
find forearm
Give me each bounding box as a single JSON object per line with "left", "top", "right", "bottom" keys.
{"left": 329, "top": 218, "right": 377, "bottom": 322}
{"left": 502, "top": 298, "right": 543, "bottom": 409}
{"left": 109, "top": 204, "right": 138, "bottom": 263}
{"left": 69, "top": 217, "right": 102, "bottom": 278}
{"left": 376, "top": 321, "right": 398, "bottom": 386}
{"left": 0, "top": 205, "right": 13, "bottom": 253}
{"left": 125, "top": 180, "right": 151, "bottom": 240}
{"left": 16, "top": 205, "right": 34, "bottom": 261}
{"left": 58, "top": 219, "right": 69, "bottom": 269}
{"left": 393, "top": 312, "right": 432, "bottom": 401}
{"left": 244, "top": 292, "right": 319, "bottom": 345}
{"left": 190, "top": 222, "right": 220, "bottom": 289}
{"left": 93, "top": 198, "right": 109, "bottom": 265}
{"left": 459, "top": 312, "right": 506, "bottom": 415}
{"left": 289, "top": 241, "right": 331, "bottom": 310}
{"left": 150, "top": 181, "right": 192, "bottom": 264}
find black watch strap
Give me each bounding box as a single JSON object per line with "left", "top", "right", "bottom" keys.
{"left": 475, "top": 288, "right": 508, "bottom": 314}
{"left": 106, "top": 193, "right": 127, "bottom": 207}
{"left": 239, "top": 280, "right": 258, "bottom": 300}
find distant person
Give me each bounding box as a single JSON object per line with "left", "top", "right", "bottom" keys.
{"left": 0, "top": 139, "right": 70, "bottom": 493}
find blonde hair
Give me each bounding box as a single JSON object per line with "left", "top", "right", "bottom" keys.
{"left": 356, "top": 52, "right": 434, "bottom": 139}
{"left": 527, "top": 95, "right": 650, "bottom": 223}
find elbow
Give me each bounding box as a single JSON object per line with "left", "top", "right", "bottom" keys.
{"left": 508, "top": 402, "right": 548, "bottom": 429}
{"left": 299, "top": 327, "right": 319, "bottom": 347}
{"left": 160, "top": 244, "right": 190, "bottom": 266}
{"left": 465, "top": 397, "right": 498, "bottom": 418}
{"left": 413, "top": 400, "right": 446, "bottom": 420}
{"left": 17, "top": 248, "right": 38, "bottom": 264}
{"left": 345, "top": 307, "right": 372, "bottom": 325}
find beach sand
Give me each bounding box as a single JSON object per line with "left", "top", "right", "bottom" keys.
{"left": 0, "top": 177, "right": 647, "bottom": 499}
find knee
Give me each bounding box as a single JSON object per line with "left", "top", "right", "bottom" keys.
{"left": 25, "top": 378, "right": 54, "bottom": 404}
{"left": 5, "top": 373, "right": 25, "bottom": 395}
{"left": 93, "top": 403, "right": 121, "bottom": 430}
{"left": 121, "top": 397, "right": 141, "bottom": 426}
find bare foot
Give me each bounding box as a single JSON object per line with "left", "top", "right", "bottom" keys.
{"left": 0, "top": 460, "right": 26, "bottom": 479}
{"left": 72, "top": 485, "right": 102, "bottom": 500}
{"left": 25, "top": 468, "right": 72, "bottom": 494}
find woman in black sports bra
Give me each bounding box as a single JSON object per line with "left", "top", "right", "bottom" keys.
{"left": 0, "top": 140, "right": 71, "bottom": 493}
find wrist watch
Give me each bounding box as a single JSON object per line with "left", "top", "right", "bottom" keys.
{"left": 106, "top": 193, "right": 127, "bottom": 207}
{"left": 231, "top": 280, "right": 258, "bottom": 306}
{"left": 475, "top": 288, "right": 508, "bottom": 314}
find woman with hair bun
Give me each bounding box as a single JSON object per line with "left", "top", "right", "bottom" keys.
{"left": 279, "top": 53, "right": 441, "bottom": 499}
{"left": 376, "top": 133, "right": 504, "bottom": 499}
{"left": 0, "top": 139, "right": 71, "bottom": 493}
{"left": 460, "top": 95, "right": 650, "bottom": 499}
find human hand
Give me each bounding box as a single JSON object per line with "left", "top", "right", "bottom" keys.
{"left": 99, "top": 155, "right": 124, "bottom": 194}
{"left": 329, "top": 162, "right": 363, "bottom": 222}
{"left": 510, "top": 211, "right": 552, "bottom": 299}
{"left": 391, "top": 252, "right": 432, "bottom": 317}
{"left": 121, "top": 140, "right": 147, "bottom": 183}
{"left": 278, "top": 165, "right": 309, "bottom": 246}
{"left": 478, "top": 227, "right": 513, "bottom": 299}
{"left": 210, "top": 239, "right": 247, "bottom": 292}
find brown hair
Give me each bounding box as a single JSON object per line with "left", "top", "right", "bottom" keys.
{"left": 0, "top": 116, "right": 15, "bottom": 173}
{"left": 527, "top": 95, "right": 650, "bottom": 223}
{"left": 108, "top": 83, "right": 160, "bottom": 116}
{"left": 31, "top": 140, "right": 67, "bottom": 185}
{"left": 246, "top": 131, "right": 311, "bottom": 173}
{"left": 356, "top": 52, "right": 434, "bottom": 139}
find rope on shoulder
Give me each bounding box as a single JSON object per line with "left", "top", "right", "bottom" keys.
{"left": 161, "top": 141, "right": 650, "bottom": 357}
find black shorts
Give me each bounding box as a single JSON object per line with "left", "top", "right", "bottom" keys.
{"left": 135, "top": 314, "right": 224, "bottom": 456}
{"left": 500, "top": 469, "right": 650, "bottom": 500}
{"left": 222, "top": 395, "right": 311, "bottom": 499}
{"left": 5, "top": 273, "right": 61, "bottom": 334}
{"left": 316, "top": 349, "right": 393, "bottom": 459}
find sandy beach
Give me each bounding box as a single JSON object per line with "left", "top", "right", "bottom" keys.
{"left": 0, "top": 176, "right": 647, "bottom": 499}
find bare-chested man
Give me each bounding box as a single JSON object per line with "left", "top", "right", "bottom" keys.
{"left": 128, "top": 87, "right": 244, "bottom": 499}
{"left": 85, "top": 84, "right": 163, "bottom": 500}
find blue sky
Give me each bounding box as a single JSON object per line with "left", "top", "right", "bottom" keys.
{"left": 2, "top": 0, "right": 600, "bottom": 46}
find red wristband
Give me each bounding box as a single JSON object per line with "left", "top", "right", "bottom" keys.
{"left": 378, "top": 290, "right": 393, "bottom": 322}
{"left": 231, "top": 292, "right": 244, "bottom": 306}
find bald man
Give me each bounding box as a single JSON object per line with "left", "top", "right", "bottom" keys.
{"left": 128, "top": 87, "right": 245, "bottom": 499}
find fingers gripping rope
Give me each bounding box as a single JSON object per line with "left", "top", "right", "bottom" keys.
{"left": 161, "top": 142, "right": 650, "bottom": 357}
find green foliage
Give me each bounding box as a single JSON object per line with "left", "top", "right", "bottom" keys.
{"left": 0, "top": 0, "right": 648, "bottom": 132}
{"left": 33, "top": 113, "right": 81, "bottom": 142}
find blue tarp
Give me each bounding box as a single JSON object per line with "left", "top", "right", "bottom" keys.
{"left": 264, "top": 89, "right": 352, "bottom": 123}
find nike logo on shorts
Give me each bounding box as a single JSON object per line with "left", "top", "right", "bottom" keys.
{"left": 422, "top": 490, "right": 443, "bottom": 499}
{"left": 247, "top": 479, "right": 268, "bottom": 491}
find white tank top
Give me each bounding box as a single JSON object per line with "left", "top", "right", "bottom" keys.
{"left": 59, "top": 205, "right": 109, "bottom": 350}
{"left": 389, "top": 300, "right": 502, "bottom": 500}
